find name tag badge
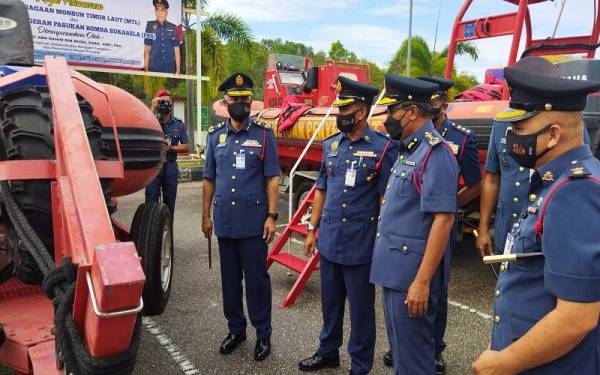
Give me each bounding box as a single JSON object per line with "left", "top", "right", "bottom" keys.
{"left": 236, "top": 150, "right": 246, "bottom": 169}
{"left": 242, "top": 140, "right": 262, "bottom": 148}
{"left": 502, "top": 232, "right": 514, "bottom": 269}
{"left": 345, "top": 164, "right": 357, "bottom": 187}
{"left": 353, "top": 151, "right": 377, "bottom": 158}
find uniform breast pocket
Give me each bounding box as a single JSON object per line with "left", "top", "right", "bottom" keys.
{"left": 241, "top": 148, "right": 262, "bottom": 169}
{"left": 215, "top": 147, "right": 228, "bottom": 167}
{"left": 511, "top": 226, "right": 544, "bottom": 272}
{"left": 325, "top": 156, "right": 339, "bottom": 183}
{"left": 395, "top": 168, "right": 417, "bottom": 197}
{"left": 356, "top": 158, "right": 377, "bottom": 185}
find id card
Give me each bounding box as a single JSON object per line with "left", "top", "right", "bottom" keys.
{"left": 502, "top": 232, "right": 514, "bottom": 269}
{"left": 236, "top": 150, "right": 246, "bottom": 169}
{"left": 345, "top": 168, "right": 357, "bottom": 187}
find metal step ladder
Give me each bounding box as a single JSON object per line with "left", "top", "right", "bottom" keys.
{"left": 267, "top": 185, "right": 319, "bottom": 308}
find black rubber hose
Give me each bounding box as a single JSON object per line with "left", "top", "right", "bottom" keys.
{"left": 0, "top": 180, "right": 54, "bottom": 275}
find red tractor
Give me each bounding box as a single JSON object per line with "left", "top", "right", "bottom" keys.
{"left": 0, "top": 1, "right": 172, "bottom": 373}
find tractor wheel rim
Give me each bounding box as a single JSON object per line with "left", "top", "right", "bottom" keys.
{"left": 160, "top": 224, "right": 173, "bottom": 292}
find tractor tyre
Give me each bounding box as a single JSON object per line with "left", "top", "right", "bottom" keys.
{"left": 0, "top": 86, "right": 112, "bottom": 284}
{"left": 129, "top": 202, "right": 173, "bottom": 316}
{"left": 293, "top": 179, "right": 314, "bottom": 213}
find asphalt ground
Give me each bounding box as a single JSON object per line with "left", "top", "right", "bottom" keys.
{"left": 1, "top": 181, "right": 497, "bottom": 374}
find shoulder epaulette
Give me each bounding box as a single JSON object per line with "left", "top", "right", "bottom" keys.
{"left": 208, "top": 122, "right": 225, "bottom": 134}
{"left": 373, "top": 130, "right": 391, "bottom": 140}
{"left": 567, "top": 163, "right": 591, "bottom": 178}
{"left": 253, "top": 120, "right": 273, "bottom": 130}
{"left": 452, "top": 123, "right": 472, "bottom": 135}
{"left": 324, "top": 131, "right": 342, "bottom": 141}
{"left": 424, "top": 131, "right": 442, "bottom": 147}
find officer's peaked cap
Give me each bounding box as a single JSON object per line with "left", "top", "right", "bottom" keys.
{"left": 332, "top": 76, "right": 379, "bottom": 107}
{"left": 219, "top": 72, "right": 254, "bottom": 97}
{"left": 495, "top": 56, "right": 600, "bottom": 122}
{"left": 378, "top": 74, "right": 439, "bottom": 106}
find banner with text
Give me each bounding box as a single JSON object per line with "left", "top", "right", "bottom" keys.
{"left": 23, "top": 0, "right": 183, "bottom": 73}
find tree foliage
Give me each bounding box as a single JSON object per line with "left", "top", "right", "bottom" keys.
{"left": 387, "top": 36, "right": 480, "bottom": 98}
{"left": 328, "top": 40, "right": 359, "bottom": 63}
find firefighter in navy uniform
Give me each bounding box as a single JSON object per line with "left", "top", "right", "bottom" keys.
{"left": 202, "top": 73, "right": 280, "bottom": 362}
{"left": 143, "top": 0, "right": 181, "bottom": 74}
{"left": 472, "top": 53, "right": 600, "bottom": 375}
{"left": 298, "top": 77, "right": 398, "bottom": 375}
{"left": 145, "top": 89, "right": 190, "bottom": 224}
{"left": 476, "top": 57, "right": 592, "bottom": 259}
{"left": 424, "top": 77, "right": 482, "bottom": 374}
{"left": 371, "top": 74, "right": 458, "bottom": 375}
{"left": 381, "top": 77, "right": 482, "bottom": 372}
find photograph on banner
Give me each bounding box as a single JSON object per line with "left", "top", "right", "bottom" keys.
{"left": 24, "top": 0, "right": 184, "bottom": 74}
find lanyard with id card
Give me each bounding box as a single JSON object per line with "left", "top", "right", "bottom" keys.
{"left": 345, "top": 161, "right": 357, "bottom": 187}
{"left": 502, "top": 223, "right": 518, "bottom": 269}
{"left": 236, "top": 149, "right": 246, "bottom": 169}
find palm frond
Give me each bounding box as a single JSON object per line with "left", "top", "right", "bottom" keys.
{"left": 203, "top": 13, "right": 253, "bottom": 49}
{"left": 439, "top": 42, "right": 478, "bottom": 61}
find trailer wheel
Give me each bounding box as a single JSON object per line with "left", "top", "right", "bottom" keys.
{"left": 293, "top": 179, "right": 314, "bottom": 213}
{"left": 0, "top": 86, "right": 112, "bottom": 284}
{"left": 129, "top": 203, "right": 173, "bottom": 316}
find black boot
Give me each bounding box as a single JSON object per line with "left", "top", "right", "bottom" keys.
{"left": 435, "top": 352, "right": 446, "bottom": 374}
{"left": 383, "top": 349, "right": 393, "bottom": 367}
{"left": 254, "top": 337, "right": 271, "bottom": 361}
{"left": 298, "top": 353, "right": 340, "bottom": 372}
{"left": 219, "top": 332, "right": 246, "bottom": 354}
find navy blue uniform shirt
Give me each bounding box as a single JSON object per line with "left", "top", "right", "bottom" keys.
{"left": 485, "top": 121, "right": 591, "bottom": 253}
{"left": 144, "top": 20, "right": 179, "bottom": 73}
{"left": 203, "top": 119, "right": 280, "bottom": 239}
{"left": 491, "top": 145, "right": 600, "bottom": 374}
{"left": 439, "top": 118, "right": 481, "bottom": 188}
{"left": 371, "top": 121, "right": 459, "bottom": 291}
{"left": 162, "top": 117, "right": 189, "bottom": 162}
{"left": 315, "top": 126, "right": 398, "bottom": 265}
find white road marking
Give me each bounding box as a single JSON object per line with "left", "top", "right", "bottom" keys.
{"left": 143, "top": 317, "right": 201, "bottom": 374}
{"left": 448, "top": 300, "right": 493, "bottom": 321}
{"left": 275, "top": 230, "right": 494, "bottom": 322}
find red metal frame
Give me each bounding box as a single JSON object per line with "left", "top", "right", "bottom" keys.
{"left": 0, "top": 57, "right": 144, "bottom": 373}
{"left": 267, "top": 185, "right": 319, "bottom": 308}
{"left": 445, "top": 0, "right": 600, "bottom": 95}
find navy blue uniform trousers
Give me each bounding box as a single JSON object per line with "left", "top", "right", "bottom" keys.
{"left": 145, "top": 161, "right": 178, "bottom": 223}
{"left": 384, "top": 287, "right": 441, "bottom": 375}
{"left": 433, "top": 221, "right": 457, "bottom": 355}
{"left": 317, "top": 256, "right": 375, "bottom": 375}
{"left": 218, "top": 236, "right": 272, "bottom": 339}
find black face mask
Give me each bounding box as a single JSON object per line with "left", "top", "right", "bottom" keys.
{"left": 383, "top": 108, "right": 410, "bottom": 140}
{"left": 227, "top": 101, "right": 251, "bottom": 123}
{"left": 431, "top": 107, "right": 442, "bottom": 123}
{"left": 506, "top": 125, "right": 552, "bottom": 169}
{"left": 157, "top": 100, "right": 173, "bottom": 115}
{"left": 336, "top": 109, "right": 361, "bottom": 133}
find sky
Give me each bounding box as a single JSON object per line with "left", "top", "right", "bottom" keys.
{"left": 205, "top": 0, "right": 597, "bottom": 81}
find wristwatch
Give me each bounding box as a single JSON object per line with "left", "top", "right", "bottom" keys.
{"left": 306, "top": 222, "right": 318, "bottom": 232}
{"left": 268, "top": 212, "right": 279, "bottom": 221}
